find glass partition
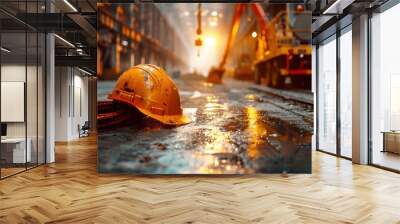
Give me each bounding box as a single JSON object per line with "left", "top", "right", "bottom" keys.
{"left": 317, "top": 35, "right": 337, "bottom": 154}
{"left": 27, "top": 31, "right": 38, "bottom": 169}
{"left": 339, "top": 27, "right": 352, "bottom": 158}
{"left": 0, "top": 1, "right": 46, "bottom": 179}
{"left": 1, "top": 31, "right": 28, "bottom": 177}
{"left": 371, "top": 3, "right": 400, "bottom": 171}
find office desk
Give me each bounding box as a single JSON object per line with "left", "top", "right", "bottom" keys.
{"left": 1, "top": 138, "right": 31, "bottom": 163}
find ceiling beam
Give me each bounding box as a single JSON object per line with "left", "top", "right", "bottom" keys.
{"left": 55, "top": 55, "right": 96, "bottom": 69}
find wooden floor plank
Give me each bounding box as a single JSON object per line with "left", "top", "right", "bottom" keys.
{"left": 0, "top": 135, "right": 399, "bottom": 223}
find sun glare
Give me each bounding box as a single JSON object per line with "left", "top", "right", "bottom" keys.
{"left": 204, "top": 36, "right": 216, "bottom": 47}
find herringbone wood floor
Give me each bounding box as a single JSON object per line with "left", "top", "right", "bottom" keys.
{"left": 1, "top": 135, "right": 400, "bottom": 224}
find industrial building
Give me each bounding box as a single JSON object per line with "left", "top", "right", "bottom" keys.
{"left": 0, "top": 0, "right": 399, "bottom": 223}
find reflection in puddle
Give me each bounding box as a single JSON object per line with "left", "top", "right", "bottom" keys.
{"left": 204, "top": 102, "right": 228, "bottom": 112}
{"left": 191, "top": 91, "right": 203, "bottom": 98}
{"left": 195, "top": 153, "right": 246, "bottom": 174}
{"left": 206, "top": 95, "right": 219, "bottom": 102}
{"left": 245, "top": 94, "right": 257, "bottom": 101}
{"left": 246, "top": 106, "right": 268, "bottom": 159}
{"left": 202, "top": 127, "right": 233, "bottom": 154}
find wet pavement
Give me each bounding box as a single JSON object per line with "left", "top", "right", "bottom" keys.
{"left": 98, "top": 77, "right": 312, "bottom": 174}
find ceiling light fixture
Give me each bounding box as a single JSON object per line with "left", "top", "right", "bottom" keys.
{"left": 1, "top": 47, "right": 11, "bottom": 53}
{"left": 76, "top": 48, "right": 83, "bottom": 55}
{"left": 63, "top": 0, "right": 78, "bottom": 12}
{"left": 322, "top": 0, "right": 341, "bottom": 14}
{"left": 78, "top": 67, "right": 93, "bottom": 76}
{"left": 322, "top": 0, "right": 354, "bottom": 15}
{"left": 54, "top": 34, "right": 75, "bottom": 48}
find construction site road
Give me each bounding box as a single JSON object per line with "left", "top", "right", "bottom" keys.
{"left": 98, "top": 77, "right": 313, "bottom": 174}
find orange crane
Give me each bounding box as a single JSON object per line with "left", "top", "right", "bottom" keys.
{"left": 207, "top": 4, "right": 246, "bottom": 84}
{"left": 207, "top": 4, "right": 312, "bottom": 88}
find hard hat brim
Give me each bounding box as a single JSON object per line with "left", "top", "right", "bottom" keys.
{"left": 136, "top": 106, "right": 191, "bottom": 126}
{"left": 109, "top": 92, "right": 191, "bottom": 126}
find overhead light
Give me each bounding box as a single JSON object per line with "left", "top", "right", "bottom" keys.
{"left": 1, "top": 47, "right": 11, "bottom": 53}
{"left": 63, "top": 0, "right": 78, "bottom": 12}
{"left": 121, "top": 40, "right": 128, "bottom": 46}
{"left": 54, "top": 34, "right": 75, "bottom": 48}
{"left": 251, "top": 31, "right": 257, "bottom": 38}
{"left": 322, "top": 0, "right": 355, "bottom": 15}
{"left": 76, "top": 48, "right": 83, "bottom": 55}
{"left": 78, "top": 67, "right": 93, "bottom": 76}
{"left": 211, "top": 11, "right": 218, "bottom": 17}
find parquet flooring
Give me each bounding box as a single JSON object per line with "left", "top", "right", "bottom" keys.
{"left": 1, "top": 135, "right": 400, "bottom": 223}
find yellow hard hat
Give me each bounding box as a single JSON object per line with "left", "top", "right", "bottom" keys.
{"left": 109, "top": 64, "right": 191, "bottom": 126}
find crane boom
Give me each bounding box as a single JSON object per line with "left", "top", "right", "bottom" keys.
{"left": 207, "top": 3, "right": 270, "bottom": 83}
{"left": 250, "top": 4, "right": 268, "bottom": 31}
{"left": 219, "top": 4, "right": 245, "bottom": 69}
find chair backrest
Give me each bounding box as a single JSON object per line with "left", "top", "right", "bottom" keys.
{"left": 82, "top": 121, "right": 90, "bottom": 129}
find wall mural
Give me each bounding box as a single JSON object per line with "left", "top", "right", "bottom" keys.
{"left": 97, "top": 3, "right": 312, "bottom": 174}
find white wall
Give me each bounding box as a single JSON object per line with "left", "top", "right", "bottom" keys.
{"left": 1, "top": 65, "right": 41, "bottom": 138}
{"left": 1, "top": 65, "right": 25, "bottom": 138}
{"left": 54, "top": 67, "right": 89, "bottom": 141}
{"left": 339, "top": 30, "right": 353, "bottom": 158}
{"left": 55, "top": 66, "right": 69, "bottom": 141}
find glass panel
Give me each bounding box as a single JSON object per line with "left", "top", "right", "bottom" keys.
{"left": 0, "top": 0, "right": 46, "bottom": 178}
{"left": 1, "top": 32, "right": 27, "bottom": 177}
{"left": 1, "top": 0, "right": 28, "bottom": 177}
{"left": 27, "top": 31, "right": 38, "bottom": 169}
{"left": 339, "top": 28, "right": 352, "bottom": 158}
{"left": 317, "top": 36, "right": 337, "bottom": 154}
{"left": 37, "top": 1, "right": 46, "bottom": 165}
{"left": 26, "top": 0, "right": 39, "bottom": 169}
{"left": 371, "top": 4, "right": 400, "bottom": 171}
{"left": 38, "top": 32, "right": 45, "bottom": 165}
{"left": 312, "top": 45, "right": 317, "bottom": 151}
